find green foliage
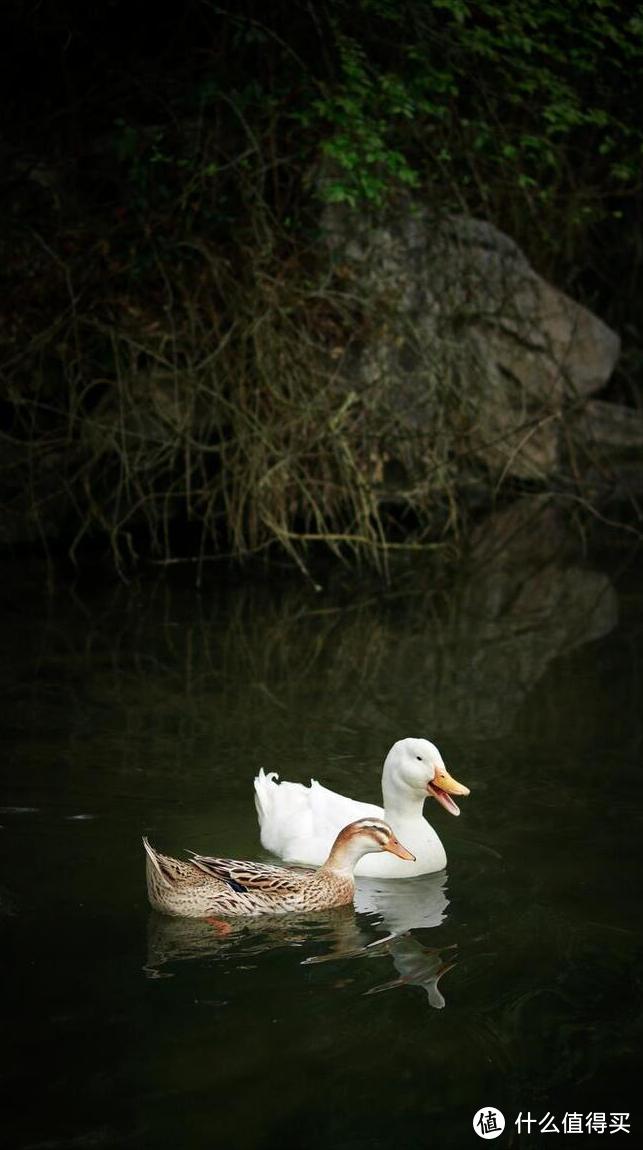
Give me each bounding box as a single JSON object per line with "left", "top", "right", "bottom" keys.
{"left": 303, "top": 0, "right": 643, "bottom": 253}
{"left": 28, "top": 0, "right": 639, "bottom": 269}
{"left": 308, "top": 36, "right": 420, "bottom": 206}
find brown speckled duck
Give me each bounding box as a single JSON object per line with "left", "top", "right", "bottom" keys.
{"left": 143, "top": 818, "right": 415, "bottom": 919}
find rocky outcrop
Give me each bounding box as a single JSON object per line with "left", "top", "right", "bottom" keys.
{"left": 324, "top": 206, "right": 622, "bottom": 486}
{"left": 568, "top": 399, "right": 643, "bottom": 498}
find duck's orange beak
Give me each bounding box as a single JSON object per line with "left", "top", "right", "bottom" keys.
{"left": 385, "top": 835, "right": 416, "bottom": 862}
{"left": 427, "top": 768, "right": 470, "bottom": 817}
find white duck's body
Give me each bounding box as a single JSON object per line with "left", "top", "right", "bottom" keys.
{"left": 254, "top": 737, "right": 470, "bottom": 878}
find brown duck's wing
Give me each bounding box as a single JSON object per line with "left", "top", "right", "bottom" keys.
{"left": 187, "top": 853, "right": 309, "bottom": 895}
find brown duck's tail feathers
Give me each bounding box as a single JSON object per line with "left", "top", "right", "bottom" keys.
{"left": 142, "top": 836, "right": 172, "bottom": 885}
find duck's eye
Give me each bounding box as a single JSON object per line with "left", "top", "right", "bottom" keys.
{"left": 416, "top": 755, "right": 423, "bottom": 761}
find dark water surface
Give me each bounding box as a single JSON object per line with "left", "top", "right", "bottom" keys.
{"left": 2, "top": 525, "right": 643, "bottom": 1149}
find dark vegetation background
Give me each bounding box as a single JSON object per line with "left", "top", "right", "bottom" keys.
{"left": 2, "top": 0, "right": 642, "bottom": 577}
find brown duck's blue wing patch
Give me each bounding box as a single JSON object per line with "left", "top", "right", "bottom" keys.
{"left": 225, "top": 877, "right": 250, "bottom": 894}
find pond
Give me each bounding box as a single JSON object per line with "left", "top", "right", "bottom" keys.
{"left": 2, "top": 504, "right": 642, "bottom": 1149}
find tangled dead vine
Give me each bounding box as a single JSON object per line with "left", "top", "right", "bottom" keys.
{"left": 2, "top": 216, "right": 468, "bottom": 580}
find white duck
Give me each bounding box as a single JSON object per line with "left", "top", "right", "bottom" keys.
{"left": 254, "top": 737, "right": 470, "bottom": 878}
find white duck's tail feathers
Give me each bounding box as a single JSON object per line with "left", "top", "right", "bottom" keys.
{"left": 253, "top": 768, "right": 280, "bottom": 825}
{"left": 253, "top": 769, "right": 320, "bottom": 856}
{"left": 254, "top": 768, "right": 315, "bottom": 820}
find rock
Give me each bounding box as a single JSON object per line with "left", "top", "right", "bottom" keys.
{"left": 570, "top": 398, "right": 643, "bottom": 453}
{"left": 323, "top": 206, "right": 621, "bottom": 484}
{"left": 568, "top": 398, "right": 643, "bottom": 499}
{"left": 468, "top": 494, "right": 573, "bottom": 568}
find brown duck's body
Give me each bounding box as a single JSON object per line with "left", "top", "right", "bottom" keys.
{"left": 144, "top": 841, "right": 354, "bottom": 917}
{"left": 143, "top": 818, "right": 414, "bottom": 920}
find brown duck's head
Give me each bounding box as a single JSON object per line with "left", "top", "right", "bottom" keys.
{"left": 331, "top": 817, "right": 416, "bottom": 866}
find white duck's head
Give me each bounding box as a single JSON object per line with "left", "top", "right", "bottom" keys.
{"left": 382, "top": 737, "right": 470, "bottom": 817}
{"left": 324, "top": 817, "right": 416, "bottom": 874}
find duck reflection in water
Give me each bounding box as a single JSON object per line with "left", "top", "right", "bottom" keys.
{"left": 304, "top": 869, "right": 456, "bottom": 1009}
{"left": 353, "top": 868, "right": 449, "bottom": 938}
{"left": 143, "top": 902, "right": 368, "bottom": 977}
{"left": 144, "top": 868, "right": 456, "bottom": 1009}
{"left": 363, "top": 935, "right": 457, "bottom": 1010}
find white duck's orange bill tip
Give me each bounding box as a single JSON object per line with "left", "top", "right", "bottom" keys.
{"left": 433, "top": 770, "right": 470, "bottom": 797}
{"left": 427, "top": 775, "right": 469, "bottom": 816}
{"left": 386, "top": 840, "right": 416, "bottom": 862}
